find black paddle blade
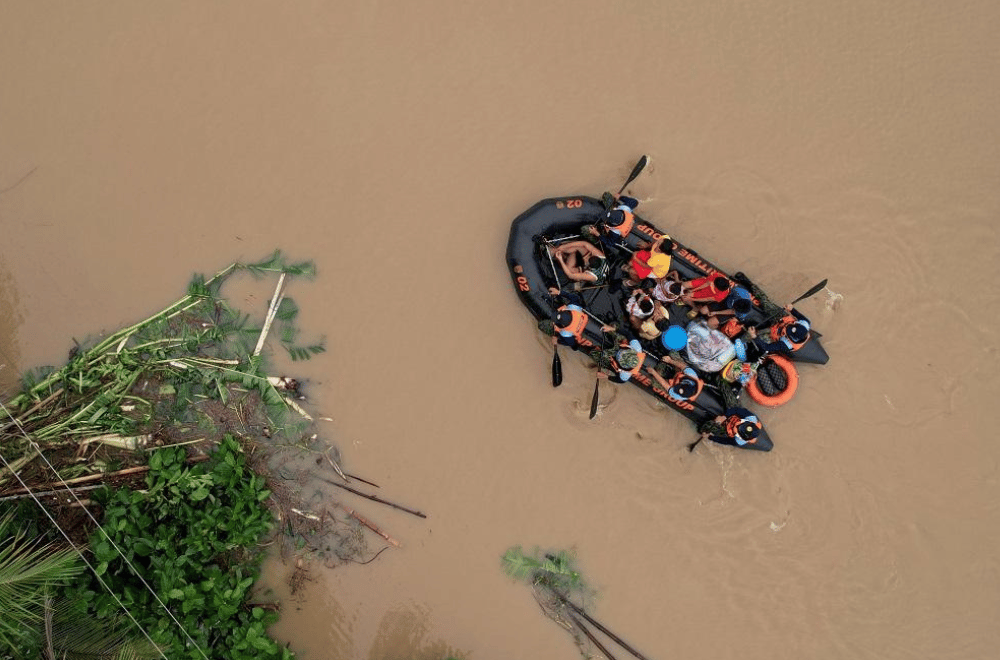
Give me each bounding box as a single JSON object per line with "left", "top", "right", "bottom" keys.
{"left": 552, "top": 346, "right": 563, "bottom": 388}
{"left": 687, "top": 438, "right": 702, "bottom": 452}
{"left": 791, "top": 278, "right": 828, "bottom": 305}
{"left": 589, "top": 378, "right": 600, "bottom": 419}
{"left": 616, "top": 155, "right": 649, "bottom": 195}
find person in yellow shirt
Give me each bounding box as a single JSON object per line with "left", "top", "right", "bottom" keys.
{"left": 625, "top": 235, "right": 676, "bottom": 284}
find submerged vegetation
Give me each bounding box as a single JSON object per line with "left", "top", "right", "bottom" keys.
{"left": 0, "top": 252, "right": 333, "bottom": 659}
{"left": 502, "top": 546, "right": 655, "bottom": 660}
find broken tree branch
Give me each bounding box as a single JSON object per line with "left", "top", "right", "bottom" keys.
{"left": 318, "top": 477, "right": 426, "bottom": 519}
{"left": 328, "top": 506, "right": 400, "bottom": 547}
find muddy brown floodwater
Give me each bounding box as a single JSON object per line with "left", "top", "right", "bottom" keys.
{"left": 3, "top": 1, "right": 1000, "bottom": 659}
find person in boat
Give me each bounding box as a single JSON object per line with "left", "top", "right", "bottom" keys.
{"left": 625, "top": 236, "right": 677, "bottom": 285}
{"left": 550, "top": 240, "right": 609, "bottom": 286}
{"left": 693, "top": 285, "right": 755, "bottom": 335}
{"left": 681, "top": 274, "right": 733, "bottom": 306}
{"left": 767, "top": 304, "right": 812, "bottom": 353}
{"left": 637, "top": 316, "right": 672, "bottom": 342}
{"left": 626, "top": 288, "right": 655, "bottom": 321}
{"left": 742, "top": 304, "right": 812, "bottom": 355}
{"left": 651, "top": 271, "right": 688, "bottom": 305}
{"left": 698, "top": 407, "right": 763, "bottom": 448}
{"left": 591, "top": 329, "right": 646, "bottom": 384}
{"left": 665, "top": 365, "right": 705, "bottom": 403}
{"left": 580, "top": 193, "right": 641, "bottom": 252}
{"left": 539, "top": 288, "right": 615, "bottom": 349}
{"left": 623, "top": 287, "right": 668, "bottom": 339}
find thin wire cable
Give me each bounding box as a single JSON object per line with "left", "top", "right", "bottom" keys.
{"left": 0, "top": 447, "right": 167, "bottom": 660}
{"left": 0, "top": 398, "right": 209, "bottom": 660}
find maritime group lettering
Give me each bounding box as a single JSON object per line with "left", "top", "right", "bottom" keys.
{"left": 632, "top": 371, "right": 696, "bottom": 410}
{"left": 674, "top": 247, "right": 717, "bottom": 276}
{"left": 636, "top": 224, "right": 663, "bottom": 240}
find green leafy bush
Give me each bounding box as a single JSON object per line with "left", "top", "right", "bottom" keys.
{"left": 63, "top": 437, "right": 292, "bottom": 660}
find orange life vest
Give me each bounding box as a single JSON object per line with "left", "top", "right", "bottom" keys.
{"left": 667, "top": 370, "right": 703, "bottom": 400}
{"left": 725, "top": 414, "right": 762, "bottom": 442}
{"left": 608, "top": 209, "right": 637, "bottom": 238}
{"left": 555, "top": 306, "right": 589, "bottom": 342}
{"left": 771, "top": 314, "right": 808, "bottom": 351}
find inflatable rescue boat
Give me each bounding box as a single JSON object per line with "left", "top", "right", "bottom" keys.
{"left": 506, "top": 194, "right": 829, "bottom": 452}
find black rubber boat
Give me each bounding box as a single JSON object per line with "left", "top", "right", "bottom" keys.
{"left": 506, "top": 194, "right": 830, "bottom": 452}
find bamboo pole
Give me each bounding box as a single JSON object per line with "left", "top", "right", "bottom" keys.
{"left": 254, "top": 273, "right": 286, "bottom": 357}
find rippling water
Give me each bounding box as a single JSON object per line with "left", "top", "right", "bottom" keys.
{"left": 3, "top": 1, "right": 999, "bottom": 659}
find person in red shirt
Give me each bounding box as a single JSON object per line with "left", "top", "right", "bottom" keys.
{"left": 681, "top": 274, "right": 732, "bottom": 305}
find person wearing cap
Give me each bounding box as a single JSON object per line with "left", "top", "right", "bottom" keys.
{"left": 580, "top": 194, "right": 641, "bottom": 252}
{"left": 714, "top": 338, "right": 759, "bottom": 408}
{"left": 768, "top": 304, "right": 812, "bottom": 353}
{"left": 592, "top": 331, "right": 646, "bottom": 383}
{"left": 602, "top": 194, "right": 640, "bottom": 239}
{"left": 665, "top": 366, "right": 704, "bottom": 403}
{"left": 654, "top": 326, "right": 687, "bottom": 364}
{"left": 539, "top": 287, "right": 615, "bottom": 348}
{"left": 698, "top": 407, "right": 763, "bottom": 448}
{"left": 538, "top": 304, "right": 614, "bottom": 349}
{"left": 550, "top": 240, "right": 609, "bottom": 286}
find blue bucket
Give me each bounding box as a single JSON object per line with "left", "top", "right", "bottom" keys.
{"left": 661, "top": 325, "right": 687, "bottom": 351}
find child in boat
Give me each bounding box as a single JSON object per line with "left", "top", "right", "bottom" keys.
{"left": 651, "top": 271, "right": 688, "bottom": 305}
{"left": 550, "top": 240, "right": 609, "bottom": 286}
{"left": 626, "top": 288, "right": 669, "bottom": 341}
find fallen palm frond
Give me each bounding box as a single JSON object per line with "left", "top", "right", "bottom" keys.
{"left": 0, "top": 509, "right": 85, "bottom": 651}
{"left": 0, "top": 250, "right": 325, "bottom": 494}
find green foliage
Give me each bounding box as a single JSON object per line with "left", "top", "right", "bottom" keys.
{"left": 61, "top": 437, "right": 291, "bottom": 660}
{"left": 42, "top": 598, "right": 163, "bottom": 660}
{"left": 501, "top": 546, "right": 585, "bottom": 595}
{"left": 1, "top": 251, "right": 323, "bottom": 472}
{"left": 0, "top": 510, "right": 84, "bottom": 653}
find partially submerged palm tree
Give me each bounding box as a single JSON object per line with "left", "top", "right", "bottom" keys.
{"left": 502, "top": 546, "right": 654, "bottom": 660}
{"left": 0, "top": 508, "right": 82, "bottom": 653}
